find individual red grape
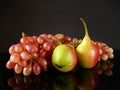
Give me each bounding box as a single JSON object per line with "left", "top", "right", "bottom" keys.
{"left": 27, "top": 36, "right": 36, "bottom": 43}
{"left": 14, "top": 43, "right": 24, "bottom": 53}
{"left": 23, "top": 65, "right": 32, "bottom": 76}
{"left": 40, "top": 34, "right": 48, "bottom": 39}
{"left": 14, "top": 64, "right": 23, "bottom": 74}
{"left": 9, "top": 44, "right": 16, "bottom": 54}
{"left": 55, "top": 34, "right": 64, "bottom": 41}
{"left": 42, "top": 65, "right": 47, "bottom": 72}
{"left": 37, "top": 57, "right": 47, "bottom": 67}
{"left": 18, "top": 60, "right": 28, "bottom": 67}
{"left": 37, "top": 36, "right": 44, "bottom": 44}
{"left": 39, "top": 49, "right": 46, "bottom": 57}
{"left": 20, "top": 51, "right": 31, "bottom": 61}
{"left": 10, "top": 53, "right": 21, "bottom": 63}
{"left": 101, "top": 54, "right": 108, "bottom": 61}
{"left": 47, "top": 34, "right": 54, "bottom": 39}
{"left": 43, "top": 42, "right": 52, "bottom": 51}
{"left": 25, "top": 44, "right": 39, "bottom": 53}
{"left": 20, "top": 37, "right": 29, "bottom": 45}
{"left": 32, "top": 63, "right": 41, "bottom": 75}
{"left": 62, "top": 36, "right": 71, "bottom": 44}
{"left": 32, "top": 36, "right": 37, "bottom": 41}
{"left": 6, "top": 60, "right": 16, "bottom": 69}
{"left": 32, "top": 53, "right": 39, "bottom": 60}
{"left": 45, "top": 37, "right": 53, "bottom": 43}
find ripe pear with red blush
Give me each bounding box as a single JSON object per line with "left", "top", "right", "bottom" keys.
{"left": 76, "top": 18, "right": 100, "bottom": 69}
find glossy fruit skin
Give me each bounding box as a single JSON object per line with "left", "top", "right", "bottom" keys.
{"left": 76, "top": 39, "right": 99, "bottom": 68}
{"left": 52, "top": 44, "right": 77, "bottom": 72}
{"left": 76, "top": 18, "right": 100, "bottom": 69}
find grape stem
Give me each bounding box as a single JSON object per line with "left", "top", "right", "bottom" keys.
{"left": 22, "top": 32, "right": 27, "bottom": 37}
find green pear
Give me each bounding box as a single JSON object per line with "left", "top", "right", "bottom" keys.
{"left": 76, "top": 18, "right": 100, "bottom": 69}
{"left": 52, "top": 44, "right": 77, "bottom": 72}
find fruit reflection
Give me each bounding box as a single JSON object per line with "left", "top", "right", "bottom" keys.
{"left": 7, "top": 72, "right": 53, "bottom": 90}
{"left": 95, "top": 60, "right": 114, "bottom": 76}
{"left": 53, "top": 73, "right": 77, "bottom": 90}
{"left": 77, "top": 69, "right": 99, "bottom": 90}
{"left": 77, "top": 60, "right": 114, "bottom": 90}
{"left": 7, "top": 60, "right": 114, "bottom": 90}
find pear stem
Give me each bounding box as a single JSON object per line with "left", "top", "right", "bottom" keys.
{"left": 80, "top": 18, "right": 89, "bottom": 36}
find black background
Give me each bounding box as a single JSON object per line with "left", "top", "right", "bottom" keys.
{"left": 0, "top": 0, "right": 120, "bottom": 53}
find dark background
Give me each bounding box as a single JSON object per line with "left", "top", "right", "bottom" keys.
{"left": 0, "top": 0, "right": 120, "bottom": 53}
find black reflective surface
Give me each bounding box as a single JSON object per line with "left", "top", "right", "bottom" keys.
{"left": 0, "top": 50, "right": 120, "bottom": 90}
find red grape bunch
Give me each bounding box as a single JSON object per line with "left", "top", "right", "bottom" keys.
{"left": 6, "top": 33, "right": 72, "bottom": 76}
{"left": 94, "top": 41, "right": 114, "bottom": 61}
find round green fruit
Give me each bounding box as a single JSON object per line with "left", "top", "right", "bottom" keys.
{"left": 52, "top": 44, "right": 77, "bottom": 72}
